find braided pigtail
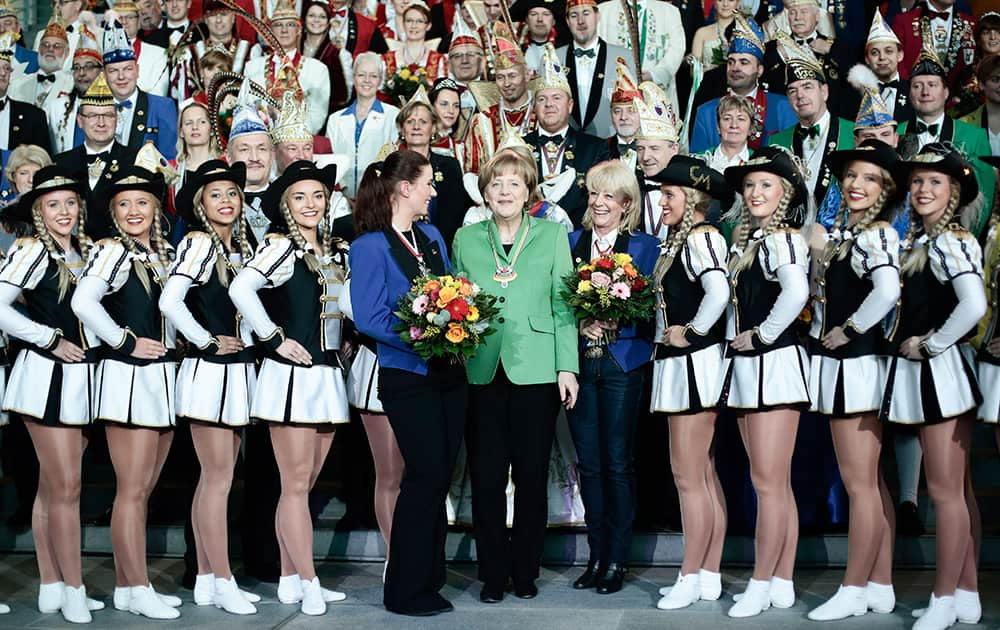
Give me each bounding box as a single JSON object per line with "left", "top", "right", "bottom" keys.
{"left": 652, "top": 188, "right": 709, "bottom": 286}
{"left": 731, "top": 179, "right": 794, "bottom": 273}
{"left": 279, "top": 198, "right": 322, "bottom": 274}
{"left": 901, "top": 183, "right": 961, "bottom": 277}
{"left": 111, "top": 212, "right": 153, "bottom": 294}
{"left": 194, "top": 200, "right": 232, "bottom": 287}
{"left": 152, "top": 211, "right": 173, "bottom": 282}
{"left": 30, "top": 202, "right": 76, "bottom": 302}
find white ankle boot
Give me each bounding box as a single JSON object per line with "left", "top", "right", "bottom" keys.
{"left": 913, "top": 594, "right": 958, "bottom": 630}
{"left": 657, "top": 572, "right": 700, "bottom": 610}
{"left": 114, "top": 585, "right": 181, "bottom": 611}
{"left": 0, "top": 603, "right": 8, "bottom": 614}
{"left": 61, "top": 585, "right": 93, "bottom": 624}
{"left": 213, "top": 577, "right": 256, "bottom": 615}
{"left": 127, "top": 585, "right": 181, "bottom": 620}
{"left": 807, "top": 585, "right": 867, "bottom": 621}
{"left": 300, "top": 577, "right": 326, "bottom": 616}
{"left": 698, "top": 569, "right": 722, "bottom": 601}
{"left": 193, "top": 573, "right": 215, "bottom": 605}
{"left": 769, "top": 576, "right": 795, "bottom": 608}
{"left": 278, "top": 573, "right": 346, "bottom": 604}
{"left": 913, "top": 589, "right": 979, "bottom": 624}
{"left": 39, "top": 582, "right": 104, "bottom": 614}
{"left": 727, "top": 578, "right": 771, "bottom": 618}
{"left": 866, "top": 581, "right": 895, "bottom": 614}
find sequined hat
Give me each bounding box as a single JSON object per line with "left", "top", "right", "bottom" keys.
{"left": 135, "top": 143, "right": 180, "bottom": 189}
{"left": 449, "top": 12, "right": 483, "bottom": 51}
{"left": 535, "top": 43, "right": 571, "bottom": 96}
{"left": 777, "top": 32, "right": 826, "bottom": 85}
{"left": 489, "top": 21, "right": 525, "bottom": 71}
{"left": 268, "top": 0, "right": 300, "bottom": 24}
{"left": 611, "top": 57, "right": 641, "bottom": 105}
{"left": 0, "top": 0, "right": 16, "bottom": 20}
{"left": 729, "top": 14, "right": 766, "bottom": 62}
{"left": 229, "top": 79, "right": 272, "bottom": 143}
{"left": 634, "top": 81, "right": 680, "bottom": 143}
{"left": 40, "top": 16, "right": 69, "bottom": 43}
{"left": 724, "top": 145, "right": 810, "bottom": 213}
{"left": 645, "top": 154, "right": 733, "bottom": 205}
{"left": 175, "top": 160, "right": 247, "bottom": 223}
{"left": 102, "top": 19, "right": 136, "bottom": 65}
{"left": 74, "top": 25, "right": 103, "bottom": 65}
{"left": 261, "top": 160, "right": 338, "bottom": 232}
{"left": 847, "top": 64, "right": 896, "bottom": 130}
{"left": 5, "top": 165, "right": 87, "bottom": 226}
{"left": 896, "top": 142, "right": 979, "bottom": 207}
{"left": 910, "top": 30, "right": 947, "bottom": 79}
{"left": 79, "top": 73, "right": 116, "bottom": 107}
{"left": 866, "top": 10, "right": 900, "bottom": 49}
{"left": 271, "top": 90, "right": 313, "bottom": 144}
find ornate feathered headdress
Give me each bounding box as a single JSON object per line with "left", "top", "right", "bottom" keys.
{"left": 848, "top": 64, "right": 896, "bottom": 130}
{"left": 611, "top": 57, "right": 641, "bottom": 105}
{"left": 635, "top": 81, "right": 680, "bottom": 143}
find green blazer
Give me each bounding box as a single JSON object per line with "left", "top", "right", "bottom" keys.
{"left": 452, "top": 215, "right": 579, "bottom": 386}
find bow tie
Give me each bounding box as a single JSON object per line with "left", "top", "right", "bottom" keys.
{"left": 879, "top": 79, "right": 900, "bottom": 91}
{"left": 794, "top": 35, "right": 817, "bottom": 46}
{"left": 915, "top": 121, "right": 940, "bottom": 135}
{"left": 87, "top": 151, "right": 110, "bottom": 164}
{"left": 166, "top": 25, "right": 185, "bottom": 35}
{"left": 116, "top": 100, "right": 133, "bottom": 111}
{"left": 333, "top": 8, "right": 348, "bottom": 17}
{"left": 574, "top": 47, "right": 596, "bottom": 58}
{"left": 65, "top": 24, "right": 74, "bottom": 33}
{"left": 795, "top": 124, "right": 820, "bottom": 140}
{"left": 36, "top": 73, "right": 56, "bottom": 83}
{"left": 925, "top": 9, "right": 949, "bottom": 19}
{"left": 619, "top": 141, "right": 636, "bottom": 152}
{"left": 541, "top": 133, "right": 564, "bottom": 145}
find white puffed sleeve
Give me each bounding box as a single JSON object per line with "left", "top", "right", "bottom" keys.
{"left": 81, "top": 238, "right": 132, "bottom": 293}
{"left": 681, "top": 226, "right": 728, "bottom": 282}
{"left": 851, "top": 222, "right": 900, "bottom": 278}
{"left": 245, "top": 234, "right": 297, "bottom": 288}
{"left": 928, "top": 228, "right": 983, "bottom": 283}
{"left": 758, "top": 230, "right": 810, "bottom": 281}
{"left": 0, "top": 238, "right": 49, "bottom": 290}
{"left": 925, "top": 273, "right": 987, "bottom": 355}
{"left": 72, "top": 239, "right": 133, "bottom": 349}
{"left": 159, "top": 276, "right": 213, "bottom": 349}
{"left": 169, "top": 232, "right": 218, "bottom": 285}
{"left": 0, "top": 239, "right": 58, "bottom": 347}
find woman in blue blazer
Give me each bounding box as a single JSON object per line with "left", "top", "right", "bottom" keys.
{"left": 348, "top": 149, "right": 467, "bottom": 617}
{"left": 566, "top": 160, "right": 660, "bottom": 595}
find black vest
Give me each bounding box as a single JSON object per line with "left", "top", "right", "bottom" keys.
{"left": 101, "top": 257, "right": 175, "bottom": 365}
{"left": 811, "top": 246, "right": 883, "bottom": 359}
{"left": 888, "top": 262, "right": 959, "bottom": 356}
{"left": 183, "top": 256, "right": 255, "bottom": 364}
{"left": 729, "top": 250, "right": 800, "bottom": 356}
{"left": 23, "top": 255, "right": 98, "bottom": 363}
{"left": 654, "top": 252, "right": 725, "bottom": 360}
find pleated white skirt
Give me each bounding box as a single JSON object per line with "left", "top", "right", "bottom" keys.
{"left": 175, "top": 357, "right": 257, "bottom": 427}
{"left": 650, "top": 344, "right": 726, "bottom": 414}
{"left": 250, "top": 358, "right": 350, "bottom": 425}
{"left": 881, "top": 345, "right": 980, "bottom": 425}
{"left": 347, "top": 345, "right": 383, "bottom": 413}
{"left": 809, "top": 353, "right": 888, "bottom": 416}
{"left": 3, "top": 350, "right": 94, "bottom": 426}
{"left": 94, "top": 359, "right": 176, "bottom": 428}
{"left": 719, "top": 345, "right": 811, "bottom": 411}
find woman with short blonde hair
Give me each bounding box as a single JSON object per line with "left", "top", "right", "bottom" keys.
{"left": 581, "top": 160, "right": 642, "bottom": 234}
{"left": 5, "top": 145, "right": 53, "bottom": 193}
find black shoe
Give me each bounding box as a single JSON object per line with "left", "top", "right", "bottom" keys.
{"left": 479, "top": 584, "right": 504, "bottom": 604}
{"left": 595, "top": 564, "right": 626, "bottom": 594}
{"left": 513, "top": 581, "right": 538, "bottom": 599}
{"left": 897, "top": 501, "right": 925, "bottom": 537}
{"left": 572, "top": 561, "right": 601, "bottom": 590}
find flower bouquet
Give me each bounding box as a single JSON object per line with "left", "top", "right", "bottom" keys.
{"left": 560, "top": 253, "right": 655, "bottom": 358}
{"left": 395, "top": 273, "right": 501, "bottom": 364}
{"left": 382, "top": 64, "right": 430, "bottom": 104}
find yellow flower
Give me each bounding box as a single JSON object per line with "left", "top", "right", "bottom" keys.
{"left": 400, "top": 68, "right": 412, "bottom": 79}
{"left": 445, "top": 323, "right": 468, "bottom": 343}
{"left": 576, "top": 280, "right": 592, "bottom": 294}
{"left": 613, "top": 253, "right": 632, "bottom": 266}
{"left": 436, "top": 285, "right": 459, "bottom": 307}
{"left": 466, "top": 306, "right": 479, "bottom": 321}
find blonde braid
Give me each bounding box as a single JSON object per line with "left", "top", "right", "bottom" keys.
{"left": 279, "top": 198, "right": 322, "bottom": 274}
{"left": 30, "top": 204, "right": 76, "bottom": 302}
{"left": 111, "top": 212, "right": 152, "bottom": 294}
{"left": 652, "top": 188, "right": 708, "bottom": 286}
{"left": 151, "top": 210, "right": 173, "bottom": 283}
{"left": 237, "top": 212, "right": 253, "bottom": 264}
{"left": 901, "top": 184, "right": 961, "bottom": 276}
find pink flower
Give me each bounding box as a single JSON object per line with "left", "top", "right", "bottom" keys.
{"left": 610, "top": 282, "right": 631, "bottom": 299}
{"left": 411, "top": 294, "right": 429, "bottom": 315}
{"left": 590, "top": 271, "right": 612, "bottom": 288}
{"left": 409, "top": 326, "right": 424, "bottom": 340}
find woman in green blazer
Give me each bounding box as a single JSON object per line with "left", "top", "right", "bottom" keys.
{"left": 452, "top": 150, "right": 579, "bottom": 604}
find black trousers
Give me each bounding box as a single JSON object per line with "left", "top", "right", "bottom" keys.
{"left": 380, "top": 365, "right": 467, "bottom": 614}
{"left": 468, "top": 365, "right": 560, "bottom": 588}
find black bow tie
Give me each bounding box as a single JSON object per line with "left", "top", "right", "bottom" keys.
{"left": 166, "top": 25, "right": 185, "bottom": 35}
{"left": 87, "top": 151, "right": 110, "bottom": 164}
{"left": 795, "top": 124, "right": 820, "bottom": 140}
{"left": 574, "top": 47, "right": 595, "bottom": 58}
{"left": 541, "top": 133, "right": 564, "bottom": 145}
{"left": 879, "top": 79, "right": 900, "bottom": 90}
{"left": 65, "top": 24, "right": 74, "bottom": 33}
{"left": 915, "top": 121, "right": 940, "bottom": 135}
{"left": 794, "top": 35, "right": 817, "bottom": 46}
{"left": 925, "top": 9, "right": 949, "bottom": 19}
{"left": 36, "top": 73, "right": 56, "bottom": 83}
{"left": 619, "top": 141, "right": 636, "bottom": 152}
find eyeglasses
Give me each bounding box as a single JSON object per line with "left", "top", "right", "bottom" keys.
{"left": 404, "top": 18, "right": 427, "bottom": 24}
{"left": 271, "top": 20, "right": 299, "bottom": 29}
{"left": 72, "top": 63, "right": 101, "bottom": 72}
{"left": 449, "top": 51, "right": 482, "bottom": 60}
{"left": 79, "top": 113, "right": 116, "bottom": 121}
{"left": 40, "top": 41, "right": 68, "bottom": 51}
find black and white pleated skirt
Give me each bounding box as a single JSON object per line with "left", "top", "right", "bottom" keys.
{"left": 650, "top": 343, "right": 726, "bottom": 414}
{"left": 347, "top": 345, "right": 383, "bottom": 413}
{"left": 250, "top": 358, "right": 350, "bottom": 425}
{"left": 175, "top": 357, "right": 257, "bottom": 427}
{"left": 719, "top": 345, "right": 811, "bottom": 412}
{"left": 809, "top": 353, "right": 888, "bottom": 416}
{"left": 3, "top": 349, "right": 94, "bottom": 426}
{"left": 94, "top": 359, "right": 176, "bottom": 428}
{"left": 880, "top": 345, "right": 981, "bottom": 425}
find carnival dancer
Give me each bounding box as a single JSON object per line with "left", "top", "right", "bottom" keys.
{"left": 229, "top": 160, "right": 350, "bottom": 616}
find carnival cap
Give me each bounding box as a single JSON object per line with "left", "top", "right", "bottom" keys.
{"left": 261, "top": 160, "right": 338, "bottom": 232}
{"left": 174, "top": 160, "right": 247, "bottom": 224}
{"left": 229, "top": 79, "right": 272, "bottom": 142}
{"left": 489, "top": 21, "right": 525, "bottom": 71}
{"left": 724, "top": 145, "right": 810, "bottom": 213}
{"left": 896, "top": 142, "right": 979, "bottom": 207}
{"left": 4, "top": 165, "right": 87, "bottom": 225}
{"left": 866, "top": 10, "right": 900, "bottom": 49}
{"left": 535, "top": 43, "right": 571, "bottom": 96}
{"left": 847, "top": 64, "right": 896, "bottom": 130}
{"left": 645, "top": 154, "right": 733, "bottom": 205}
{"left": 80, "top": 73, "right": 115, "bottom": 107}
{"left": 102, "top": 19, "right": 136, "bottom": 65}
{"left": 268, "top": 0, "right": 300, "bottom": 24}
{"left": 271, "top": 90, "right": 312, "bottom": 144}
{"left": 611, "top": 57, "right": 641, "bottom": 105}
{"left": 74, "top": 25, "right": 103, "bottom": 65}
{"left": 729, "top": 14, "right": 766, "bottom": 62}
{"left": 776, "top": 32, "right": 826, "bottom": 85}
{"left": 910, "top": 30, "right": 947, "bottom": 79}
{"left": 634, "top": 81, "right": 680, "bottom": 142}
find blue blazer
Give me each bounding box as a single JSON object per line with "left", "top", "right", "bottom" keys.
{"left": 349, "top": 223, "right": 452, "bottom": 376}
{"left": 689, "top": 92, "right": 796, "bottom": 154}
{"left": 568, "top": 229, "right": 660, "bottom": 373}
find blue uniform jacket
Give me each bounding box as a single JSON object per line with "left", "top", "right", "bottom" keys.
{"left": 690, "top": 92, "right": 797, "bottom": 154}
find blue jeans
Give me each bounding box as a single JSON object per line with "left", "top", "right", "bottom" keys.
{"left": 567, "top": 353, "right": 644, "bottom": 565}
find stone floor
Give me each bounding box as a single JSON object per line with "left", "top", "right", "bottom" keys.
{"left": 0, "top": 555, "right": 994, "bottom": 629}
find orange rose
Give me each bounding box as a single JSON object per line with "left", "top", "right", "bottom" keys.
{"left": 423, "top": 280, "right": 441, "bottom": 294}
{"left": 458, "top": 280, "right": 473, "bottom": 296}
{"left": 623, "top": 264, "right": 638, "bottom": 279}
{"left": 445, "top": 323, "right": 468, "bottom": 343}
